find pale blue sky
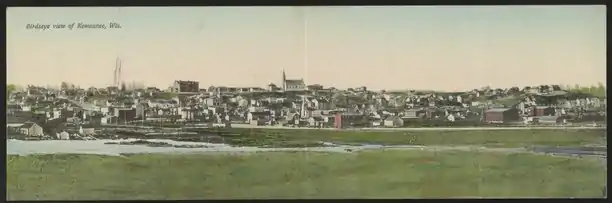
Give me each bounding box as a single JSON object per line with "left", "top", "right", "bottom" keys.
{"left": 7, "top": 6, "right": 606, "bottom": 91}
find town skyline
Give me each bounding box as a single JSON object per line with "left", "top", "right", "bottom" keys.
{"left": 7, "top": 6, "right": 606, "bottom": 91}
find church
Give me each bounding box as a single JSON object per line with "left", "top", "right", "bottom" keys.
{"left": 281, "top": 69, "right": 306, "bottom": 91}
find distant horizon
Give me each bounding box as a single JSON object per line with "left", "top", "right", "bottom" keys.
{"left": 10, "top": 80, "right": 605, "bottom": 93}
{"left": 7, "top": 6, "right": 606, "bottom": 91}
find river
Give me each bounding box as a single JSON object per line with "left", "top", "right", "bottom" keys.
{"left": 6, "top": 139, "right": 607, "bottom": 162}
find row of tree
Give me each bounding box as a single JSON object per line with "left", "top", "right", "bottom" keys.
{"left": 565, "top": 83, "right": 606, "bottom": 98}
{"left": 7, "top": 84, "right": 16, "bottom": 98}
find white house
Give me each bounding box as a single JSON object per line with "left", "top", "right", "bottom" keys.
{"left": 447, "top": 114, "right": 456, "bottom": 122}
{"left": 383, "top": 116, "right": 404, "bottom": 127}
{"left": 57, "top": 131, "right": 70, "bottom": 140}
{"left": 310, "top": 98, "right": 319, "bottom": 109}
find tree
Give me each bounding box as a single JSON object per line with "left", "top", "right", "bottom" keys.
{"left": 590, "top": 83, "right": 606, "bottom": 98}
{"left": 551, "top": 85, "right": 562, "bottom": 91}
{"left": 509, "top": 87, "right": 520, "bottom": 94}
{"left": 61, "top": 82, "right": 69, "bottom": 90}
{"left": 7, "top": 84, "right": 16, "bottom": 98}
{"left": 522, "top": 86, "right": 531, "bottom": 92}
{"left": 540, "top": 85, "right": 550, "bottom": 93}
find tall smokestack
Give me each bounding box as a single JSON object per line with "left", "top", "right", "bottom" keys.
{"left": 118, "top": 58, "right": 122, "bottom": 87}
{"left": 114, "top": 58, "right": 119, "bottom": 87}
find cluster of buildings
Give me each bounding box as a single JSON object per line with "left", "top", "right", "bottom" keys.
{"left": 5, "top": 71, "right": 607, "bottom": 139}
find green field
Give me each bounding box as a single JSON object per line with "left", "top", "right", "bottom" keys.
{"left": 7, "top": 151, "right": 606, "bottom": 200}
{"left": 197, "top": 128, "right": 606, "bottom": 148}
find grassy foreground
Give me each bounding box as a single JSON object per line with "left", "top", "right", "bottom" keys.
{"left": 7, "top": 151, "right": 606, "bottom": 200}
{"left": 205, "top": 128, "right": 606, "bottom": 147}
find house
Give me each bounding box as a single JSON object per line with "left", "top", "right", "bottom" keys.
{"left": 307, "top": 84, "right": 324, "bottom": 91}
{"left": 307, "top": 116, "right": 325, "bottom": 127}
{"left": 6, "top": 111, "right": 34, "bottom": 127}
{"left": 148, "top": 99, "right": 178, "bottom": 109}
{"left": 285, "top": 112, "right": 300, "bottom": 123}
{"left": 534, "top": 116, "right": 566, "bottom": 125}
{"left": 7, "top": 104, "right": 23, "bottom": 114}
{"left": 135, "top": 103, "right": 148, "bottom": 120}
{"left": 203, "top": 97, "right": 220, "bottom": 106}
{"left": 284, "top": 79, "right": 306, "bottom": 91}
{"left": 171, "top": 80, "right": 199, "bottom": 93}
{"left": 7, "top": 111, "right": 46, "bottom": 128}
{"left": 370, "top": 118, "right": 383, "bottom": 127}
{"left": 106, "top": 86, "right": 120, "bottom": 95}
{"left": 484, "top": 108, "right": 520, "bottom": 123}
{"left": 403, "top": 109, "right": 427, "bottom": 119}
{"left": 334, "top": 112, "right": 367, "bottom": 128}
{"left": 267, "top": 83, "right": 281, "bottom": 92}
{"left": 281, "top": 70, "right": 306, "bottom": 91}
{"left": 114, "top": 108, "right": 137, "bottom": 124}
{"left": 315, "top": 98, "right": 333, "bottom": 110}
{"left": 247, "top": 111, "right": 271, "bottom": 123}
{"left": 18, "top": 121, "right": 44, "bottom": 137}
{"left": 57, "top": 131, "right": 70, "bottom": 140}
{"left": 101, "top": 116, "right": 116, "bottom": 125}
{"left": 178, "top": 107, "right": 198, "bottom": 121}
{"left": 354, "top": 86, "right": 367, "bottom": 92}
{"left": 146, "top": 87, "right": 160, "bottom": 93}
{"left": 78, "top": 124, "right": 97, "bottom": 135}
{"left": 383, "top": 116, "right": 404, "bottom": 127}
{"left": 533, "top": 106, "right": 555, "bottom": 117}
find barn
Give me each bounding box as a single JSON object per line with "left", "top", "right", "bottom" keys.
{"left": 533, "top": 106, "right": 556, "bottom": 117}
{"left": 484, "top": 108, "right": 520, "bottom": 123}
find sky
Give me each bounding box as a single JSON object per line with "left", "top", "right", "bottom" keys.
{"left": 6, "top": 6, "right": 606, "bottom": 91}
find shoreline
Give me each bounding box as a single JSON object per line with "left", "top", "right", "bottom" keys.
{"left": 7, "top": 139, "right": 607, "bottom": 161}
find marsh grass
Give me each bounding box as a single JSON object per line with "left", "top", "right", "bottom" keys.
{"left": 6, "top": 150, "right": 606, "bottom": 200}
{"left": 214, "top": 128, "right": 606, "bottom": 148}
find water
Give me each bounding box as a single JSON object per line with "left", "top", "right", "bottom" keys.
{"left": 7, "top": 139, "right": 606, "bottom": 159}
{"left": 6, "top": 139, "right": 367, "bottom": 156}
{"left": 531, "top": 146, "right": 607, "bottom": 156}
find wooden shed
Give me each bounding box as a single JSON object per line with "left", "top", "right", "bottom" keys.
{"left": 484, "top": 108, "right": 520, "bottom": 123}
{"left": 533, "top": 106, "right": 556, "bottom": 117}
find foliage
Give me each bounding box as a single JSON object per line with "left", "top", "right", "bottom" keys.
{"left": 60, "top": 82, "right": 69, "bottom": 90}
{"left": 7, "top": 84, "right": 16, "bottom": 98}
{"left": 566, "top": 83, "right": 606, "bottom": 98}
{"left": 332, "top": 93, "right": 369, "bottom": 108}
{"left": 6, "top": 151, "right": 605, "bottom": 199}
{"left": 153, "top": 92, "right": 177, "bottom": 100}
{"left": 191, "top": 128, "right": 606, "bottom": 148}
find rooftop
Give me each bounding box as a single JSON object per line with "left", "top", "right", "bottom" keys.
{"left": 285, "top": 79, "right": 305, "bottom": 85}
{"left": 485, "top": 108, "right": 512, "bottom": 113}
{"left": 19, "top": 121, "right": 37, "bottom": 129}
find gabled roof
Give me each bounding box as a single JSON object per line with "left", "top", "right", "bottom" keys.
{"left": 485, "top": 108, "right": 512, "bottom": 113}
{"left": 310, "top": 117, "right": 324, "bottom": 121}
{"left": 285, "top": 79, "right": 305, "bottom": 86}
{"left": 19, "top": 121, "right": 38, "bottom": 129}
{"left": 250, "top": 111, "right": 271, "bottom": 115}
{"left": 7, "top": 112, "right": 36, "bottom": 124}
{"left": 7, "top": 104, "right": 22, "bottom": 109}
